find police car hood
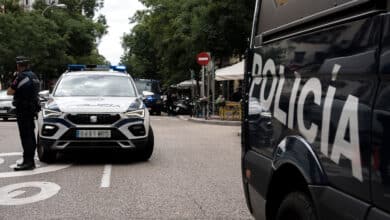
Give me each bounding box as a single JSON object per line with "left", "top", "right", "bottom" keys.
{"left": 53, "top": 97, "right": 137, "bottom": 113}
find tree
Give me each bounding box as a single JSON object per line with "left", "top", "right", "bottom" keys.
{"left": 121, "top": 0, "right": 255, "bottom": 88}
{"left": 0, "top": 0, "right": 109, "bottom": 89}
{"left": 0, "top": 0, "right": 23, "bottom": 14}
{"left": 0, "top": 13, "right": 67, "bottom": 85}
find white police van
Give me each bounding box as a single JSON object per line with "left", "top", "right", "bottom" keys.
{"left": 242, "top": 0, "right": 390, "bottom": 220}
{"left": 37, "top": 65, "right": 153, "bottom": 162}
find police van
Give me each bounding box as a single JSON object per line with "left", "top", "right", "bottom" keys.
{"left": 242, "top": 0, "right": 390, "bottom": 219}
{"left": 37, "top": 65, "right": 154, "bottom": 162}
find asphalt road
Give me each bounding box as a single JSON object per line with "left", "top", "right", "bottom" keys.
{"left": 0, "top": 116, "right": 252, "bottom": 219}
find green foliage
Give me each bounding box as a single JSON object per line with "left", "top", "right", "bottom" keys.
{"left": 59, "top": 0, "right": 104, "bottom": 18}
{"left": 1, "top": 0, "right": 23, "bottom": 14}
{"left": 121, "top": 0, "right": 254, "bottom": 88}
{"left": 0, "top": 0, "right": 108, "bottom": 88}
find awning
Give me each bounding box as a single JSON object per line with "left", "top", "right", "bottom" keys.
{"left": 176, "top": 79, "right": 200, "bottom": 89}
{"left": 215, "top": 60, "right": 244, "bottom": 81}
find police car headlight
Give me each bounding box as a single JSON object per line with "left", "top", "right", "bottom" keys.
{"left": 125, "top": 109, "right": 145, "bottom": 118}
{"left": 42, "top": 109, "right": 62, "bottom": 118}
{"left": 125, "top": 99, "right": 145, "bottom": 118}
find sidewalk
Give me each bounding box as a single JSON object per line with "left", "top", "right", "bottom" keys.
{"left": 178, "top": 115, "right": 241, "bottom": 126}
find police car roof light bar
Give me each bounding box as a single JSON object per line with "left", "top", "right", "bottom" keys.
{"left": 67, "top": 64, "right": 86, "bottom": 71}
{"left": 85, "top": 64, "right": 110, "bottom": 71}
{"left": 67, "top": 64, "right": 112, "bottom": 72}
{"left": 111, "top": 65, "right": 127, "bottom": 73}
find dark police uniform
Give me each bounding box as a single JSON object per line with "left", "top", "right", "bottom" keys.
{"left": 11, "top": 69, "right": 40, "bottom": 168}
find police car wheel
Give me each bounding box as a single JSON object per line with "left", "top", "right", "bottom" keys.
{"left": 3, "top": 117, "right": 8, "bottom": 121}
{"left": 37, "top": 137, "right": 57, "bottom": 163}
{"left": 276, "top": 192, "right": 317, "bottom": 220}
{"left": 137, "top": 126, "right": 154, "bottom": 161}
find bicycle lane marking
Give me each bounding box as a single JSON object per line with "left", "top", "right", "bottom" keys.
{"left": 0, "top": 182, "right": 61, "bottom": 205}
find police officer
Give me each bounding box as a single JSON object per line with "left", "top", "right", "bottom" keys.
{"left": 7, "top": 56, "right": 40, "bottom": 171}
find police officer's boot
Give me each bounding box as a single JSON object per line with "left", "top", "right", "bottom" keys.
{"left": 14, "top": 160, "right": 35, "bottom": 171}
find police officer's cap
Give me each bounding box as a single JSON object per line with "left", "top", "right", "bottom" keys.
{"left": 15, "top": 56, "right": 30, "bottom": 64}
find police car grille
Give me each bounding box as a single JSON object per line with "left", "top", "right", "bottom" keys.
{"left": 66, "top": 114, "right": 120, "bottom": 125}
{"left": 66, "top": 142, "right": 122, "bottom": 149}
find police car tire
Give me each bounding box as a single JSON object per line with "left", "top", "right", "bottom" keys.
{"left": 276, "top": 192, "right": 317, "bottom": 220}
{"left": 137, "top": 126, "right": 154, "bottom": 161}
{"left": 37, "top": 137, "right": 56, "bottom": 163}
{"left": 3, "top": 117, "right": 8, "bottom": 121}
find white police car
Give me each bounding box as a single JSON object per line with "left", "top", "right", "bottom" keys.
{"left": 37, "top": 65, "right": 153, "bottom": 162}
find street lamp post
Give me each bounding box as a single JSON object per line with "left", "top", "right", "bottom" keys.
{"left": 41, "top": 1, "right": 66, "bottom": 16}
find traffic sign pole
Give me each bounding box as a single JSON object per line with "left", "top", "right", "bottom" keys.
{"left": 201, "top": 66, "right": 205, "bottom": 118}
{"left": 197, "top": 52, "right": 211, "bottom": 119}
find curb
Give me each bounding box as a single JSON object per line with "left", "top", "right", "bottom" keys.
{"left": 178, "top": 115, "right": 241, "bottom": 126}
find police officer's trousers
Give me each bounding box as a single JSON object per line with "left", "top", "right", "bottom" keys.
{"left": 16, "top": 112, "right": 36, "bottom": 163}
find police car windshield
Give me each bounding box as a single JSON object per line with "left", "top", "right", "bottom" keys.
{"left": 53, "top": 74, "right": 137, "bottom": 97}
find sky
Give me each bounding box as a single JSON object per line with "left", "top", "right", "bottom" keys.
{"left": 97, "top": 1, "right": 145, "bottom": 65}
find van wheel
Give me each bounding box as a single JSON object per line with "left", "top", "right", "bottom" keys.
{"left": 276, "top": 192, "right": 317, "bottom": 220}
{"left": 37, "top": 137, "right": 57, "bottom": 163}
{"left": 137, "top": 126, "right": 154, "bottom": 161}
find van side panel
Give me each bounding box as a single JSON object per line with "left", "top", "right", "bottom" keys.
{"left": 367, "top": 207, "right": 390, "bottom": 220}
{"left": 372, "top": 13, "right": 390, "bottom": 214}
{"left": 309, "top": 186, "right": 370, "bottom": 220}
{"left": 246, "top": 15, "right": 380, "bottom": 214}
{"left": 244, "top": 151, "right": 273, "bottom": 219}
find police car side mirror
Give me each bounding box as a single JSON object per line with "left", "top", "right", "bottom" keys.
{"left": 39, "top": 90, "right": 50, "bottom": 100}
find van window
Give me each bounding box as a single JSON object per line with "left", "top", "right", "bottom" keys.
{"left": 256, "top": 0, "right": 371, "bottom": 36}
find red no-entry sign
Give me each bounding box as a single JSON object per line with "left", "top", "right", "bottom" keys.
{"left": 196, "top": 52, "right": 210, "bottom": 66}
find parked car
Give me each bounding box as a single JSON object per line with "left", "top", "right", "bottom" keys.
{"left": 0, "top": 90, "right": 16, "bottom": 121}
{"left": 134, "top": 79, "right": 163, "bottom": 115}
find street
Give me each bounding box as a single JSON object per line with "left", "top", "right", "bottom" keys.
{"left": 0, "top": 116, "right": 252, "bottom": 219}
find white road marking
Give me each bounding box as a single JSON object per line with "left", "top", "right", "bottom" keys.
{"left": 0, "top": 124, "right": 18, "bottom": 127}
{"left": 0, "top": 165, "right": 71, "bottom": 178}
{"left": 0, "top": 182, "right": 61, "bottom": 206}
{"left": 0, "top": 152, "right": 71, "bottom": 178}
{"left": 100, "top": 164, "right": 112, "bottom": 188}
{"left": 0, "top": 152, "right": 21, "bottom": 157}
{"left": 0, "top": 158, "right": 4, "bottom": 165}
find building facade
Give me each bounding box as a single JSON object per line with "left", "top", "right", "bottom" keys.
{"left": 21, "top": 0, "right": 56, "bottom": 11}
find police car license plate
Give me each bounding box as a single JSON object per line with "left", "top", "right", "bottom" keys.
{"left": 76, "top": 130, "right": 111, "bottom": 138}
{"left": 0, "top": 110, "right": 7, "bottom": 113}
